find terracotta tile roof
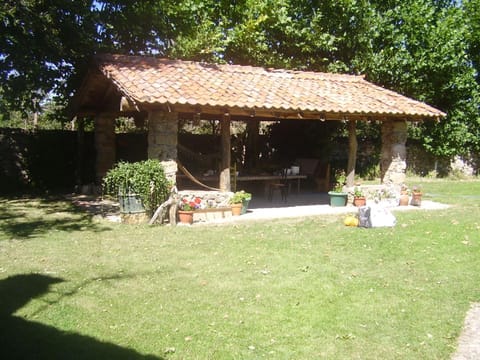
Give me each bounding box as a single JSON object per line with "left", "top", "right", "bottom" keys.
{"left": 94, "top": 54, "right": 445, "bottom": 119}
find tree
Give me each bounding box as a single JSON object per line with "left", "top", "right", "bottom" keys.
{"left": 465, "top": 0, "right": 480, "bottom": 84}
{"left": 170, "top": 0, "right": 480, "bottom": 156}
{"left": 365, "top": 0, "right": 480, "bottom": 156}
{"left": 0, "top": 0, "right": 96, "bottom": 116}
{"left": 0, "top": 0, "right": 183, "bottom": 119}
{"left": 169, "top": 0, "right": 375, "bottom": 72}
{"left": 1, "top": 0, "right": 479, "bottom": 158}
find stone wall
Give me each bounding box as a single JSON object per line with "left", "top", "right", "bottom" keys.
{"left": 178, "top": 190, "right": 234, "bottom": 222}
{"left": 178, "top": 190, "right": 233, "bottom": 209}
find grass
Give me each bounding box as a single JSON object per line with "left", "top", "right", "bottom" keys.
{"left": 0, "top": 179, "right": 479, "bottom": 359}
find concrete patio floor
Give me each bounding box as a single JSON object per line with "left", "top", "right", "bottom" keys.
{"left": 71, "top": 191, "right": 449, "bottom": 225}
{"left": 209, "top": 191, "right": 449, "bottom": 225}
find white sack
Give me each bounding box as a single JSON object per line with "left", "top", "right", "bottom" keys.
{"left": 370, "top": 206, "right": 396, "bottom": 227}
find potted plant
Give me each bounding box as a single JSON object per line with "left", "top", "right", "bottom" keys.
{"left": 229, "top": 190, "right": 252, "bottom": 215}
{"left": 177, "top": 196, "right": 202, "bottom": 224}
{"left": 410, "top": 185, "right": 422, "bottom": 206}
{"left": 352, "top": 187, "right": 366, "bottom": 207}
{"left": 103, "top": 160, "right": 170, "bottom": 217}
{"left": 399, "top": 184, "right": 410, "bottom": 206}
{"left": 373, "top": 186, "right": 397, "bottom": 207}
{"left": 328, "top": 170, "right": 348, "bottom": 207}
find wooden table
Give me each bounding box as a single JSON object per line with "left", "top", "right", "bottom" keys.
{"left": 235, "top": 174, "right": 307, "bottom": 194}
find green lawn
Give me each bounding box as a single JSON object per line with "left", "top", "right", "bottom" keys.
{"left": 1, "top": 179, "right": 479, "bottom": 359}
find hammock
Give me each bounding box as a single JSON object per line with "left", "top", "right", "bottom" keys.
{"left": 177, "top": 161, "right": 221, "bottom": 191}
{"left": 149, "top": 162, "right": 225, "bottom": 225}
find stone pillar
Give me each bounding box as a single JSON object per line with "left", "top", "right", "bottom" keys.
{"left": 94, "top": 114, "right": 116, "bottom": 183}
{"left": 148, "top": 110, "right": 178, "bottom": 184}
{"left": 381, "top": 120, "right": 407, "bottom": 186}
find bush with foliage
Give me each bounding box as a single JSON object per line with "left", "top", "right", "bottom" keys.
{"left": 103, "top": 160, "right": 170, "bottom": 214}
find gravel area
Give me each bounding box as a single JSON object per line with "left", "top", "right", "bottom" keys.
{"left": 452, "top": 303, "right": 480, "bottom": 360}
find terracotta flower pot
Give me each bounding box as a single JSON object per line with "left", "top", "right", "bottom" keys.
{"left": 231, "top": 203, "right": 242, "bottom": 216}
{"left": 411, "top": 192, "right": 422, "bottom": 206}
{"left": 353, "top": 196, "right": 366, "bottom": 207}
{"left": 399, "top": 192, "right": 409, "bottom": 206}
{"left": 178, "top": 210, "right": 194, "bottom": 224}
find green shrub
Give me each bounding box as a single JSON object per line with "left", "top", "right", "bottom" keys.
{"left": 103, "top": 160, "right": 170, "bottom": 214}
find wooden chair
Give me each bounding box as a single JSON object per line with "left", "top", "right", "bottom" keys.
{"left": 268, "top": 169, "right": 289, "bottom": 202}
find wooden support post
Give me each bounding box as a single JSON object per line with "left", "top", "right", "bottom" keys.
{"left": 75, "top": 117, "right": 85, "bottom": 187}
{"left": 245, "top": 119, "right": 260, "bottom": 170}
{"left": 346, "top": 120, "right": 357, "bottom": 187}
{"left": 219, "top": 114, "right": 231, "bottom": 191}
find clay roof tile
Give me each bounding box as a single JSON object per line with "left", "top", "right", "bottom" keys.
{"left": 93, "top": 54, "right": 445, "bottom": 119}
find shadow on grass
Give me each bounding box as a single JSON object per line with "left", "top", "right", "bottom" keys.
{"left": 0, "top": 196, "right": 111, "bottom": 240}
{"left": 0, "top": 274, "right": 163, "bottom": 359}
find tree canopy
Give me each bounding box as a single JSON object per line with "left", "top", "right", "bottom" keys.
{"left": 1, "top": 0, "right": 479, "bottom": 156}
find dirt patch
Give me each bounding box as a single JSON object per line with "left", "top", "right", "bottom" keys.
{"left": 68, "top": 194, "right": 121, "bottom": 222}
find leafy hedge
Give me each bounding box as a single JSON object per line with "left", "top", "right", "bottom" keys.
{"left": 103, "top": 160, "right": 170, "bottom": 214}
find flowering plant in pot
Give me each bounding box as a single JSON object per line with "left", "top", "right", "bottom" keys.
{"left": 179, "top": 196, "right": 202, "bottom": 211}
{"left": 352, "top": 187, "right": 366, "bottom": 207}
{"left": 229, "top": 190, "right": 252, "bottom": 204}
{"left": 328, "top": 170, "right": 348, "bottom": 207}
{"left": 410, "top": 185, "right": 422, "bottom": 206}
{"left": 229, "top": 190, "right": 252, "bottom": 215}
{"left": 177, "top": 196, "right": 202, "bottom": 224}
{"left": 399, "top": 184, "right": 410, "bottom": 206}
{"left": 372, "top": 185, "right": 397, "bottom": 206}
